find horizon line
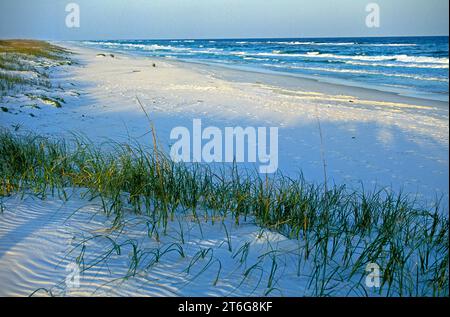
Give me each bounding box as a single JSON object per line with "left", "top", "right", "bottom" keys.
{"left": 3, "top": 34, "right": 448, "bottom": 42}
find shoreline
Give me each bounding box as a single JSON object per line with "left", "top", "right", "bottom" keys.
{"left": 171, "top": 58, "right": 450, "bottom": 105}
{"left": 2, "top": 41, "right": 449, "bottom": 202}
{"left": 63, "top": 41, "right": 449, "bottom": 106}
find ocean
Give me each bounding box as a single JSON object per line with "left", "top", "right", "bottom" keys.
{"left": 81, "top": 36, "right": 449, "bottom": 102}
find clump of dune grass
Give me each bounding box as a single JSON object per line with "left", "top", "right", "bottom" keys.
{"left": 0, "top": 54, "right": 33, "bottom": 72}
{"left": 0, "top": 130, "right": 448, "bottom": 296}
{"left": 0, "top": 40, "right": 71, "bottom": 99}
{"left": 0, "top": 72, "right": 51, "bottom": 92}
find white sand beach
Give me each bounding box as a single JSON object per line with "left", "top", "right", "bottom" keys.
{"left": 2, "top": 43, "right": 448, "bottom": 200}
{"left": 0, "top": 43, "right": 448, "bottom": 296}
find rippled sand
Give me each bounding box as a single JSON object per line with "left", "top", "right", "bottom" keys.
{"left": 0, "top": 191, "right": 310, "bottom": 297}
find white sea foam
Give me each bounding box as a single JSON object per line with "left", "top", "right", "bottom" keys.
{"left": 262, "top": 63, "right": 448, "bottom": 82}
{"left": 251, "top": 51, "right": 449, "bottom": 65}
{"left": 345, "top": 60, "right": 449, "bottom": 69}
{"left": 268, "top": 41, "right": 356, "bottom": 46}
{"left": 265, "top": 41, "right": 416, "bottom": 47}
{"left": 82, "top": 41, "right": 181, "bottom": 51}
{"left": 301, "top": 53, "right": 449, "bottom": 64}
{"left": 364, "top": 43, "right": 417, "bottom": 47}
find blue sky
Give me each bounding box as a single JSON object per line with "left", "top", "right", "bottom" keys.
{"left": 0, "top": 0, "right": 448, "bottom": 39}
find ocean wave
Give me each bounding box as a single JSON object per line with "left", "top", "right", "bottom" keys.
{"left": 267, "top": 41, "right": 356, "bottom": 46}
{"left": 303, "top": 53, "right": 449, "bottom": 64}
{"left": 243, "top": 57, "right": 272, "bottom": 61}
{"left": 265, "top": 41, "right": 417, "bottom": 47}
{"left": 364, "top": 43, "right": 417, "bottom": 47}
{"left": 253, "top": 51, "right": 449, "bottom": 65}
{"left": 345, "top": 60, "right": 449, "bottom": 69}
{"left": 82, "top": 41, "right": 188, "bottom": 52}
{"left": 83, "top": 41, "right": 232, "bottom": 55}
{"left": 193, "top": 48, "right": 225, "bottom": 55}
{"left": 394, "top": 55, "right": 449, "bottom": 64}
{"left": 262, "top": 63, "right": 449, "bottom": 82}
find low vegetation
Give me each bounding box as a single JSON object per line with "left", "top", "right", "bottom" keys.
{"left": 0, "top": 130, "right": 448, "bottom": 296}
{"left": 0, "top": 40, "right": 69, "bottom": 60}
{"left": 0, "top": 40, "right": 71, "bottom": 101}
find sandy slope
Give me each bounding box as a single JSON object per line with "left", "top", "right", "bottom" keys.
{"left": 0, "top": 190, "right": 314, "bottom": 297}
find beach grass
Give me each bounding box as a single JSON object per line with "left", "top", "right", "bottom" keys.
{"left": 0, "top": 40, "right": 69, "bottom": 60}
{"left": 0, "top": 130, "right": 448, "bottom": 296}
{"left": 0, "top": 40, "right": 70, "bottom": 95}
